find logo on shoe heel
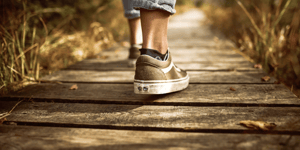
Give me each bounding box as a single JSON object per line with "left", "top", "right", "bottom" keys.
{"left": 138, "top": 86, "right": 149, "bottom": 92}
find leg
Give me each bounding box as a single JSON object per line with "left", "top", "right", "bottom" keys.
{"left": 128, "top": 17, "right": 143, "bottom": 45}
{"left": 140, "top": 8, "right": 169, "bottom": 54}
{"left": 122, "top": 0, "right": 142, "bottom": 45}
{"left": 122, "top": 0, "right": 142, "bottom": 64}
{"left": 132, "top": 0, "right": 189, "bottom": 94}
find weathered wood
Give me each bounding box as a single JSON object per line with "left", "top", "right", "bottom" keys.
{"left": 168, "top": 10, "right": 230, "bottom": 41}
{"left": 167, "top": 47, "right": 239, "bottom": 54}
{"left": 168, "top": 26, "right": 216, "bottom": 40}
{"left": 4, "top": 83, "right": 299, "bottom": 105}
{"left": 67, "top": 60, "right": 257, "bottom": 71}
{"left": 1, "top": 126, "right": 299, "bottom": 150}
{"left": 40, "top": 70, "right": 276, "bottom": 83}
{"left": 1, "top": 101, "right": 300, "bottom": 131}
{"left": 177, "top": 62, "right": 255, "bottom": 71}
{"left": 89, "top": 48, "right": 248, "bottom": 61}
{"left": 169, "top": 38, "right": 234, "bottom": 48}
{"left": 96, "top": 47, "right": 250, "bottom": 62}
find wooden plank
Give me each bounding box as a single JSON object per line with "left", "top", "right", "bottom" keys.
{"left": 67, "top": 45, "right": 255, "bottom": 71}
{"left": 169, "top": 38, "right": 234, "bottom": 48}
{"left": 168, "top": 26, "right": 215, "bottom": 39}
{"left": 4, "top": 83, "right": 299, "bottom": 105}
{"left": 1, "top": 101, "right": 300, "bottom": 131}
{"left": 97, "top": 47, "right": 249, "bottom": 62}
{"left": 171, "top": 54, "right": 246, "bottom": 62}
{"left": 167, "top": 47, "right": 238, "bottom": 54}
{"left": 40, "top": 70, "right": 276, "bottom": 83}
{"left": 1, "top": 126, "right": 299, "bottom": 150}
{"left": 67, "top": 60, "right": 256, "bottom": 71}
{"left": 177, "top": 62, "right": 255, "bottom": 71}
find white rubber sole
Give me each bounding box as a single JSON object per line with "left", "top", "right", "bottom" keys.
{"left": 134, "top": 76, "right": 189, "bottom": 94}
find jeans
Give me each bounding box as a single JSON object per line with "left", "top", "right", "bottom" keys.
{"left": 122, "top": 0, "right": 176, "bottom": 19}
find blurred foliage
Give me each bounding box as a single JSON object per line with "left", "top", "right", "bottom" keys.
{"left": 177, "top": 0, "right": 194, "bottom": 5}
{"left": 201, "top": 0, "right": 300, "bottom": 96}
{"left": 0, "top": 0, "right": 127, "bottom": 93}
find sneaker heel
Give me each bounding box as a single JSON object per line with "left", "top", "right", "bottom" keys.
{"left": 128, "top": 59, "right": 136, "bottom": 68}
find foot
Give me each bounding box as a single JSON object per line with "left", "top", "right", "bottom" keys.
{"left": 128, "top": 44, "right": 142, "bottom": 67}
{"left": 134, "top": 49, "right": 189, "bottom": 94}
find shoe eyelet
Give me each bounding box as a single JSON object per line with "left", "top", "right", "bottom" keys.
{"left": 143, "top": 87, "right": 148, "bottom": 91}
{"left": 138, "top": 86, "right": 142, "bottom": 91}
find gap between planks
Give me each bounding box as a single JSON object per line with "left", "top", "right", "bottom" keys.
{"left": 2, "top": 123, "right": 300, "bottom": 135}
{"left": 2, "top": 97, "right": 300, "bottom": 107}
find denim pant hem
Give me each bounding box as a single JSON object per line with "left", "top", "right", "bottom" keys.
{"left": 133, "top": 0, "right": 176, "bottom": 15}
{"left": 124, "top": 10, "right": 140, "bottom": 19}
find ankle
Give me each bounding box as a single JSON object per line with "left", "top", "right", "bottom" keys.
{"left": 140, "top": 48, "right": 169, "bottom": 61}
{"left": 142, "top": 42, "right": 168, "bottom": 54}
{"left": 131, "top": 43, "right": 142, "bottom": 48}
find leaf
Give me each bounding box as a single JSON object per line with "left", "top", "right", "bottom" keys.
{"left": 0, "top": 118, "right": 7, "bottom": 124}
{"left": 230, "top": 87, "right": 236, "bottom": 91}
{"left": 240, "top": 120, "right": 276, "bottom": 130}
{"left": 261, "top": 76, "right": 271, "bottom": 81}
{"left": 8, "top": 122, "right": 17, "bottom": 125}
{"left": 69, "top": 84, "right": 78, "bottom": 90}
{"left": 254, "top": 64, "right": 262, "bottom": 69}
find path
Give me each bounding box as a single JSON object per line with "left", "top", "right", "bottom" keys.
{"left": 1, "top": 9, "right": 300, "bottom": 149}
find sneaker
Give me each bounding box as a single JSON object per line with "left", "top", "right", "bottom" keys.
{"left": 134, "top": 49, "right": 189, "bottom": 94}
{"left": 128, "top": 44, "right": 142, "bottom": 67}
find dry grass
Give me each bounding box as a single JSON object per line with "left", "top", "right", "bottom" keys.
{"left": 201, "top": 0, "right": 300, "bottom": 97}
{"left": 0, "top": 0, "right": 126, "bottom": 94}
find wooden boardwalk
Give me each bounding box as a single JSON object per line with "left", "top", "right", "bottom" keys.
{"left": 1, "top": 9, "right": 300, "bottom": 149}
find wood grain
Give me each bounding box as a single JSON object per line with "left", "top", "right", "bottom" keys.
{"left": 40, "top": 70, "right": 276, "bottom": 83}
{"left": 4, "top": 83, "right": 299, "bottom": 105}
{"left": 114, "top": 49, "right": 248, "bottom": 62}
{"left": 1, "top": 126, "right": 299, "bottom": 150}
{"left": 169, "top": 38, "right": 234, "bottom": 48}
{"left": 67, "top": 61, "right": 256, "bottom": 71}
{"left": 1, "top": 101, "right": 300, "bottom": 131}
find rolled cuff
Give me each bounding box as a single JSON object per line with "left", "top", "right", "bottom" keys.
{"left": 124, "top": 10, "right": 141, "bottom": 19}
{"left": 133, "top": 0, "right": 176, "bottom": 15}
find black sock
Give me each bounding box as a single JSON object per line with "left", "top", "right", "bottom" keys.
{"left": 139, "top": 48, "right": 168, "bottom": 61}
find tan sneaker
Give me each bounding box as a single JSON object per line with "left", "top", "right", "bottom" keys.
{"left": 128, "top": 44, "right": 142, "bottom": 67}
{"left": 134, "top": 50, "right": 189, "bottom": 94}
